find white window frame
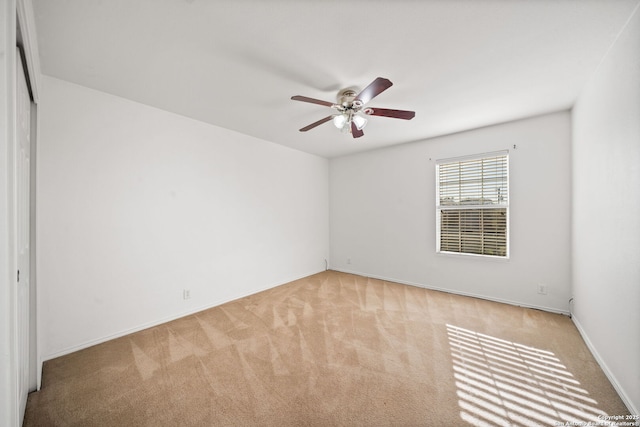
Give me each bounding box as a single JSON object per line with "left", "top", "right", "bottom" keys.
{"left": 435, "top": 151, "right": 510, "bottom": 259}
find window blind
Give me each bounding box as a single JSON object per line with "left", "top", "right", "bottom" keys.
{"left": 437, "top": 153, "right": 509, "bottom": 257}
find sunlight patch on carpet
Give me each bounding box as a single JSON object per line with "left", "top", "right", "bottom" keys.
{"left": 447, "top": 324, "right": 609, "bottom": 427}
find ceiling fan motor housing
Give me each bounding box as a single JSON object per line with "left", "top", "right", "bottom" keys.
{"left": 337, "top": 87, "right": 360, "bottom": 109}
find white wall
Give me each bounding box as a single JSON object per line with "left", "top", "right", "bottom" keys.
{"left": 37, "top": 76, "right": 329, "bottom": 360}
{"left": 572, "top": 4, "right": 640, "bottom": 414}
{"left": 330, "top": 111, "right": 572, "bottom": 313}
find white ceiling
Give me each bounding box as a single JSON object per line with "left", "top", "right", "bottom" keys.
{"left": 32, "top": 0, "right": 639, "bottom": 158}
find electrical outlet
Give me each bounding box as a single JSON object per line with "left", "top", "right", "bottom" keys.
{"left": 347, "top": 258, "right": 351, "bottom": 265}
{"left": 537, "top": 284, "right": 547, "bottom": 295}
{"left": 183, "top": 289, "right": 191, "bottom": 300}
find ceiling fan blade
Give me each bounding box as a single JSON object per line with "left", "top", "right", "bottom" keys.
{"left": 364, "top": 108, "right": 415, "bottom": 120}
{"left": 354, "top": 77, "right": 393, "bottom": 105}
{"left": 299, "top": 115, "right": 334, "bottom": 132}
{"left": 291, "top": 95, "right": 335, "bottom": 108}
{"left": 351, "top": 121, "right": 364, "bottom": 138}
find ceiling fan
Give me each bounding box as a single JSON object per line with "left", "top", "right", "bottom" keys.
{"left": 291, "top": 77, "right": 415, "bottom": 138}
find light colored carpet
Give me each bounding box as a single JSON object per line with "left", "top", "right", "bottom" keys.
{"left": 24, "top": 271, "right": 629, "bottom": 426}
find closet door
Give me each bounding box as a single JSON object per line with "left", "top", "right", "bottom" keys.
{"left": 15, "top": 47, "right": 31, "bottom": 422}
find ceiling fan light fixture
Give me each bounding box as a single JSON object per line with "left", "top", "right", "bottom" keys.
{"left": 352, "top": 114, "right": 367, "bottom": 130}
{"left": 333, "top": 113, "right": 349, "bottom": 130}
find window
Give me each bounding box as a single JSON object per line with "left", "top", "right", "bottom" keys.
{"left": 436, "top": 152, "right": 509, "bottom": 258}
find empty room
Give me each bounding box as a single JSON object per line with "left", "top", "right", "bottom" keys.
{"left": 1, "top": 0, "right": 639, "bottom": 426}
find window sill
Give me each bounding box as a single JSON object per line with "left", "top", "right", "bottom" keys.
{"left": 436, "top": 251, "right": 510, "bottom": 262}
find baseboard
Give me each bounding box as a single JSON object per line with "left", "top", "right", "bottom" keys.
{"left": 38, "top": 269, "right": 325, "bottom": 368}
{"left": 571, "top": 315, "right": 639, "bottom": 416}
{"left": 330, "top": 267, "right": 571, "bottom": 316}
